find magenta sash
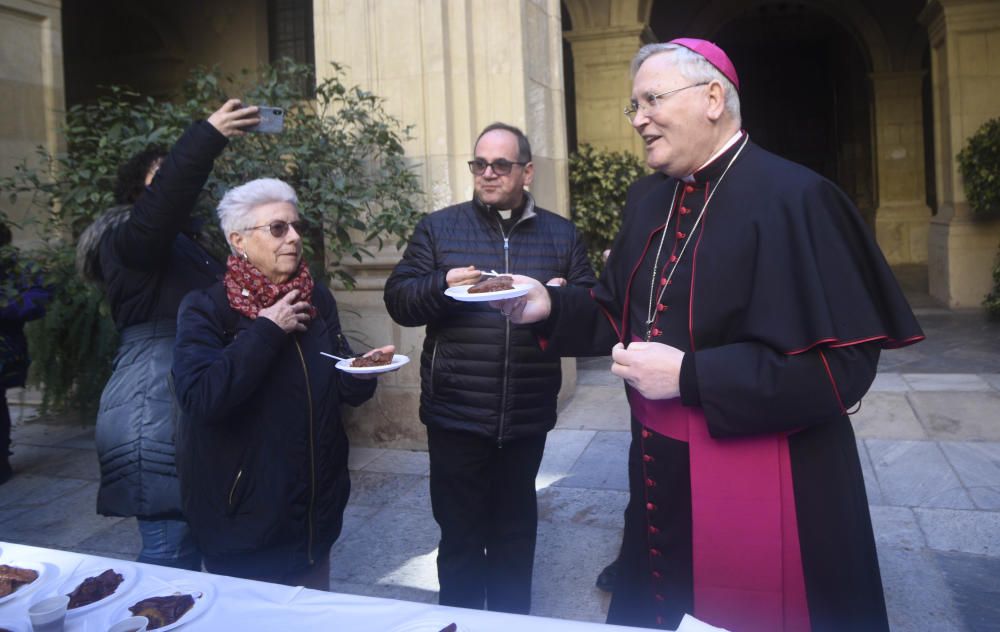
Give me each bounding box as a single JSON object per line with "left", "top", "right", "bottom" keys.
{"left": 626, "top": 387, "right": 811, "bottom": 632}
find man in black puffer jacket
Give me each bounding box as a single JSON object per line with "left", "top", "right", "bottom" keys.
{"left": 384, "top": 122, "right": 596, "bottom": 614}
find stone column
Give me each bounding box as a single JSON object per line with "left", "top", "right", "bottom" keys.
{"left": 0, "top": 0, "right": 64, "bottom": 245}
{"left": 565, "top": 25, "right": 648, "bottom": 154}
{"left": 871, "top": 71, "right": 932, "bottom": 265}
{"left": 314, "top": 0, "right": 571, "bottom": 448}
{"left": 921, "top": 0, "right": 1000, "bottom": 308}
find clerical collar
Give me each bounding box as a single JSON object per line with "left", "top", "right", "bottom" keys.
{"left": 682, "top": 130, "right": 746, "bottom": 184}
{"left": 473, "top": 194, "right": 530, "bottom": 220}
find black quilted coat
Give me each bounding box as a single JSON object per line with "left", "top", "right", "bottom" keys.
{"left": 383, "top": 194, "right": 596, "bottom": 443}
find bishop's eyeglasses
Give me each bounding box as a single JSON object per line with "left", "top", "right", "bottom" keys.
{"left": 244, "top": 219, "right": 306, "bottom": 238}
{"left": 624, "top": 82, "right": 710, "bottom": 121}
{"left": 467, "top": 158, "right": 528, "bottom": 176}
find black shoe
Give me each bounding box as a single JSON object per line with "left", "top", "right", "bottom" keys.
{"left": 0, "top": 459, "right": 11, "bottom": 486}
{"left": 596, "top": 558, "right": 620, "bottom": 592}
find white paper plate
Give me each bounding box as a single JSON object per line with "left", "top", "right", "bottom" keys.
{"left": 334, "top": 353, "right": 410, "bottom": 374}
{"left": 59, "top": 563, "right": 140, "bottom": 616}
{"left": 390, "top": 619, "right": 471, "bottom": 632}
{"left": 444, "top": 283, "right": 530, "bottom": 303}
{"left": 110, "top": 579, "right": 214, "bottom": 632}
{"left": 0, "top": 559, "right": 57, "bottom": 606}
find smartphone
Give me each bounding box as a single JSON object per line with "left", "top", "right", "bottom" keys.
{"left": 246, "top": 106, "right": 285, "bottom": 133}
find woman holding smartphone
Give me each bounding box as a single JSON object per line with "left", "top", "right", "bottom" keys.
{"left": 76, "top": 99, "right": 258, "bottom": 569}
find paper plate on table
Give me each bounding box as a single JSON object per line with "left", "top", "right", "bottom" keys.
{"left": 334, "top": 353, "right": 410, "bottom": 374}
{"left": 389, "top": 619, "right": 471, "bottom": 632}
{"left": 109, "top": 579, "right": 214, "bottom": 632}
{"left": 444, "top": 284, "right": 530, "bottom": 303}
{"left": 0, "top": 559, "right": 58, "bottom": 605}
{"left": 59, "top": 563, "right": 140, "bottom": 616}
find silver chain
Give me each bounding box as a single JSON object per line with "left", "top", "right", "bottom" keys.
{"left": 644, "top": 136, "right": 750, "bottom": 341}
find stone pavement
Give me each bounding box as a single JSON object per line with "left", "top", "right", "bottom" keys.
{"left": 1, "top": 307, "right": 998, "bottom": 631}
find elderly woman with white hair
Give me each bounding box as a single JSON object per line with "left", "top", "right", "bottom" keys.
{"left": 172, "top": 177, "right": 394, "bottom": 588}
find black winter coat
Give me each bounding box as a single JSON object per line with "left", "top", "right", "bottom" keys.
{"left": 172, "top": 282, "right": 375, "bottom": 578}
{"left": 383, "top": 194, "right": 596, "bottom": 442}
{"left": 78, "top": 120, "right": 227, "bottom": 518}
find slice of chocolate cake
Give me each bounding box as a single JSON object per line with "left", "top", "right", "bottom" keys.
{"left": 351, "top": 350, "right": 394, "bottom": 368}
{"left": 467, "top": 275, "right": 514, "bottom": 294}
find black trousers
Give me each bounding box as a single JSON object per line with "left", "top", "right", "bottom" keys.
{"left": 427, "top": 427, "right": 547, "bottom": 614}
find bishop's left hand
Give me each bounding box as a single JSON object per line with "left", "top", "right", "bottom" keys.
{"left": 610, "top": 341, "right": 684, "bottom": 400}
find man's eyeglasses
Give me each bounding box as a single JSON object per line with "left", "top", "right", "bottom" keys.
{"left": 467, "top": 158, "right": 528, "bottom": 176}
{"left": 244, "top": 219, "right": 306, "bottom": 238}
{"left": 624, "top": 82, "right": 710, "bottom": 122}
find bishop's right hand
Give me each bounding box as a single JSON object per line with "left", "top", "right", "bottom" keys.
{"left": 491, "top": 275, "right": 551, "bottom": 324}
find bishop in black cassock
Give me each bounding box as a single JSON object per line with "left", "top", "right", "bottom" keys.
{"left": 498, "top": 39, "right": 923, "bottom": 632}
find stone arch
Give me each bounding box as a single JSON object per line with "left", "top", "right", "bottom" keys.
{"left": 562, "top": 0, "right": 654, "bottom": 33}
{"left": 673, "top": 0, "right": 891, "bottom": 73}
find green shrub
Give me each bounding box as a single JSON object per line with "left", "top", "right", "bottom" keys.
{"left": 958, "top": 118, "right": 1000, "bottom": 219}
{"left": 1, "top": 61, "right": 424, "bottom": 415}
{"left": 957, "top": 118, "right": 1000, "bottom": 316}
{"left": 569, "top": 143, "right": 647, "bottom": 272}
{"left": 985, "top": 252, "right": 1000, "bottom": 320}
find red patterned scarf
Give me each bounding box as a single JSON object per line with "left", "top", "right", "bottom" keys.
{"left": 224, "top": 254, "right": 318, "bottom": 319}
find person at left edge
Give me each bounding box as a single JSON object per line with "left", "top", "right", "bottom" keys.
{"left": 172, "top": 178, "right": 394, "bottom": 589}
{"left": 76, "top": 99, "right": 259, "bottom": 570}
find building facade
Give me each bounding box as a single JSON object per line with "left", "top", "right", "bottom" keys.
{"left": 2, "top": 0, "right": 999, "bottom": 445}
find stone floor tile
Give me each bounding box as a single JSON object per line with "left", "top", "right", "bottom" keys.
{"left": 362, "top": 449, "right": 430, "bottom": 476}
{"left": 392, "top": 475, "right": 431, "bottom": 512}
{"left": 932, "top": 550, "right": 1000, "bottom": 632}
{"left": 339, "top": 503, "right": 382, "bottom": 540}
{"left": 10, "top": 422, "right": 91, "bottom": 447}
{"left": 348, "top": 446, "right": 385, "bottom": 471}
{"left": 552, "top": 431, "right": 629, "bottom": 491}
{"left": 878, "top": 546, "right": 964, "bottom": 632}
{"left": 0, "top": 483, "right": 122, "bottom": 549}
{"left": 536, "top": 486, "right": 629, "bottom": 531}
{"left": 0, "top": 473, "right": 89, "bottom": 512}
{"left": 329, "top": 507, "right": 440, "bottom": 587}
{"left": 347, "top": 471, "right": 424, "bottom": 509}
{"left": 533, "top": 522, "right": 617, "bottom": 622}
{"left": 555, "top": 385, "right": 630, "bottom": 431}
{"left": 870, "top": 505, "right": 926, "bottom": 550}
{"left": 939, "top": 442, "right": 1000, "bottom": 510}
{"left": 53, "top": 427, "right": 96, "bottom": 450}
{"left": 851, "top": 393, "right": 926, "bottom": 440}
{"left": 74, "top": 518, "right": 141, "bottom": 559}
{"left": 903, "top": 374, "right": 993, "bottom": 391}
{"left": 870, "top": 373, "right": 910, "bottom": 392}
{"left": 537, "top": 429, "right": 595, "bottom": 490}
{"left": 915, "top": 508, "right": 1000, "bottom": 557}
{"left": 982, "top": 374, "right": 1000, "bottom": 392}
{"left": 909, "top": 391, "right": 1000, "bottom": 441}
{"left": 857, "top": 440, "right": 884, "bottom": 505}
{"left": 8, "top": 445, "right": 96, "bottom": 481}
{"left": 865, "top": 440, "right": 974, "bottom": 509}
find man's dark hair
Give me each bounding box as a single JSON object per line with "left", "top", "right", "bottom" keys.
{"left": 0, "top": 221, "right": 11, "bottom": 247}
{"left": 113, "top": 145, "right": 167, "bottom": 205}
{"left": 475, "top": 123, "right": 532, "bottom": 163}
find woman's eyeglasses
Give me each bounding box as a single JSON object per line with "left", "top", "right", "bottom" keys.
{"left": 245, "top": 220, "right": 306, "bottom": 238}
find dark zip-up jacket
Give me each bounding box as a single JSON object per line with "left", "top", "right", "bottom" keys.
{"left": 383, "top": 193, "right": 596, "bottom": 442}
{"left": 172, "top": 282, "right": 374, "bottom": 578}
{"left": 76, "top": 120, "right": 227, "bottom": 518}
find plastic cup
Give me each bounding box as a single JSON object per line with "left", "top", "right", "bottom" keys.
{"left": 27, "top": 594, "right": 69, "bottom": 632}
{"left": 106, "top": 616, "right": 150, "bottom": 632}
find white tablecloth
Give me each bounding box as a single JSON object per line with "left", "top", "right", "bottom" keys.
{"left": 0, "top": 542, "right": 652, "bottom": 631}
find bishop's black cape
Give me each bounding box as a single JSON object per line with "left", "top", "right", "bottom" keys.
{"left": 542, "top": 136, "right": 923, "bottom": 631}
